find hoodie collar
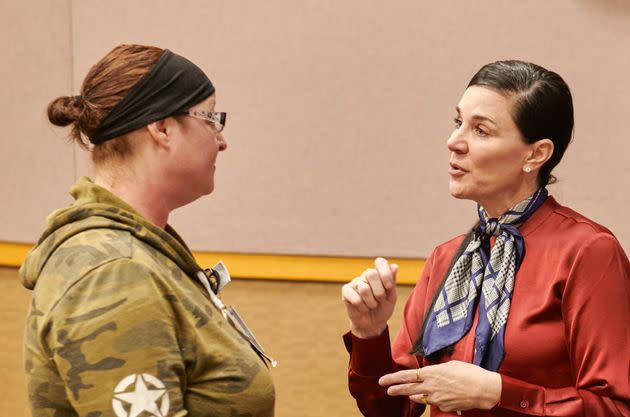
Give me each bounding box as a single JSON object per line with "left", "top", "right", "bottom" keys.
{"left": 20, "top": 177, "right": 206, "bottom": 290}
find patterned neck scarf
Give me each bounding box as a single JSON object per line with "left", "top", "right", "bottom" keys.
{"left": 420, "top": 188, "right": 548, "bottom": 371}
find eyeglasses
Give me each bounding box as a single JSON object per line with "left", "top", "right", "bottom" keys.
{"left": 176, "top": 110, "right": 227, "bottom": 133}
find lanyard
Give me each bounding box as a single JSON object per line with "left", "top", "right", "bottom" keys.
{"left": 195, "top": 264, "right": 277, "bottom": 368}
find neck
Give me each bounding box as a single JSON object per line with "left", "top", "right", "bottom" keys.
{"left": 481, "top": 183, "right": 540, "bottom": 218}
{"left": 94, "top": 172, "right": 171, "bottom": 228}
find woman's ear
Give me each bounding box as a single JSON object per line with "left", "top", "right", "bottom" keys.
{"left": 146, "top": 119, "right": 170, "bottom": 149}
{"left": 525, "top": 139, "right": 554, "bottom": 171}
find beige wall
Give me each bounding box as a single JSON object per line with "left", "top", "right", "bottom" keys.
{"left": 0, "top": 0, "right": 74, "bottom": 243}
{"left": 2, "top": 1, "right": 630, "bottom": 258}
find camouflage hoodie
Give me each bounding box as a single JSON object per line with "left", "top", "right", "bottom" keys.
{"left": 20, "top": 177, "right": 275, "bottom": 417}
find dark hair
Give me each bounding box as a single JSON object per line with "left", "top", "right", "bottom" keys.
{"left": 468, "top": 60, "right": 574, "bottom": 186}
{"left": 47, "top": 44, "right": 164, "bottom": 163}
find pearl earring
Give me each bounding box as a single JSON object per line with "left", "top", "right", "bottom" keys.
{"left": 524, "top": 166, "right": 531, "bottom": 173}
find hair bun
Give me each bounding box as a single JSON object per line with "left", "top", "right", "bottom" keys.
{"left": 47, "top": 95, "right": 82, "bottom": 127}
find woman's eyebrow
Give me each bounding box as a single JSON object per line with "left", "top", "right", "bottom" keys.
{"left": 470, "top": 114, "right": 497, "bottom": 126}
{"left": 455, "top": 106, "right": 497, "bottom": 126}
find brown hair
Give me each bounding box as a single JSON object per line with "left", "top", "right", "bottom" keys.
{"left": 47, "top": 44, "right": 164, "bottom": 164}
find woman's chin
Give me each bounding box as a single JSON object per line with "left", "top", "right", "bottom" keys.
{"left": 448, "top": 184, "right": 468, "bottom": 200}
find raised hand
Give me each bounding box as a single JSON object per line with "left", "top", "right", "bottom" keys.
{"left": 341, "top": 257, "right": 398, "bottom": 339}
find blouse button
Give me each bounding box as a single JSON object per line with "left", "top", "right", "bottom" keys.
{"left": 520, "top": 400, "right": 529, "bottom": 408}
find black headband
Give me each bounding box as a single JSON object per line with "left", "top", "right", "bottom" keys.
{"left": 90, "top": 49, "right": 215, "bottom": 144}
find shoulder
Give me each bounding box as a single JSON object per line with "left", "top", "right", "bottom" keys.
{"left": 52, "top": 226, "right": 176, "bottom": 279}
{"left": 548, "top": 198, "right": 614, "bottom": 235}
{"left": 36, "top": 229, "right": 177, "bottom": 314}
{"left": 522, "top": 198, "right": 629, "bottom": 287}
{"left": 57, "top": 227, "right": 133, "bottom": 266}
{"left": 31, "top": 229, "right": 133, "bottom": 309}
{"left": 539, "top": 198, "right": 622, "bottom": 251}
{"left": 50, "top": 256, "right": 177, "bottom": 324}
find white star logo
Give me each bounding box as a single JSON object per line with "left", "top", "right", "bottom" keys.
{"left": 112, "top": 373, "right": 170, "bottom": 417}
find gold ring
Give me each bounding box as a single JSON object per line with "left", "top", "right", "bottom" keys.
{"left": 416, "top": 368, "right": 421, "bottom": 382}
{"left": 421, "top": 394, "right": 429, "bottom": 405}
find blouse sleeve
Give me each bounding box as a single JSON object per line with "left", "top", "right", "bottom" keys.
{"left": 497, "top": 233, "right": 630, "bottom": 416}
{"left": 44, "top": 259, "right": 189, "bottom": 417}
{"left": 344, "top": 254, "right": 437, "bottom": 417}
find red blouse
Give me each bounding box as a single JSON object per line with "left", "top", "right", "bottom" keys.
{"left": 344, "top": 197, "right": 630, "bottom": 416}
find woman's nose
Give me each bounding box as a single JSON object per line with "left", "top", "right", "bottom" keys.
{"left": 217, "top": 132, "right": 227, "bottom": 151}
{"left": 447, "top": 127, "right": 467, "bottom": 154}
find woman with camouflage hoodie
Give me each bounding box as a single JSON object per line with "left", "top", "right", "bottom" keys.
{"left": 21, "top": 44, "right": 275, "bottom": 417}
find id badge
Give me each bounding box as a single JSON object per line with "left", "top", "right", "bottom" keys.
{"left": 196, "top": 263, "right": 277, "bottom": 368}
{"left": 210, "top": 260, "right": 231, "bottom": 291}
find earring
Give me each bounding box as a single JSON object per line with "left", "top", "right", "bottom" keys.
{"left": 524, "top": 166, "right": 531, "bottom": 173}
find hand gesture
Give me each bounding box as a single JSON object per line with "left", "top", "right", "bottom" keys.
{"left": 379, "top": 360, "right": 501, "bottom": 413}
{"left": 341, "top": 257, "right": 398, "bottom": 339}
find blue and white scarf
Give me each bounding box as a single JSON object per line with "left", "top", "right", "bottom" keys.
{"left": 420, "top": 188, "right": 548, "bottom": 371}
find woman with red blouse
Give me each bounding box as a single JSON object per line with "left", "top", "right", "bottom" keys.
{"left": 341, "top": 60, "right": 630, "bottom": 417}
